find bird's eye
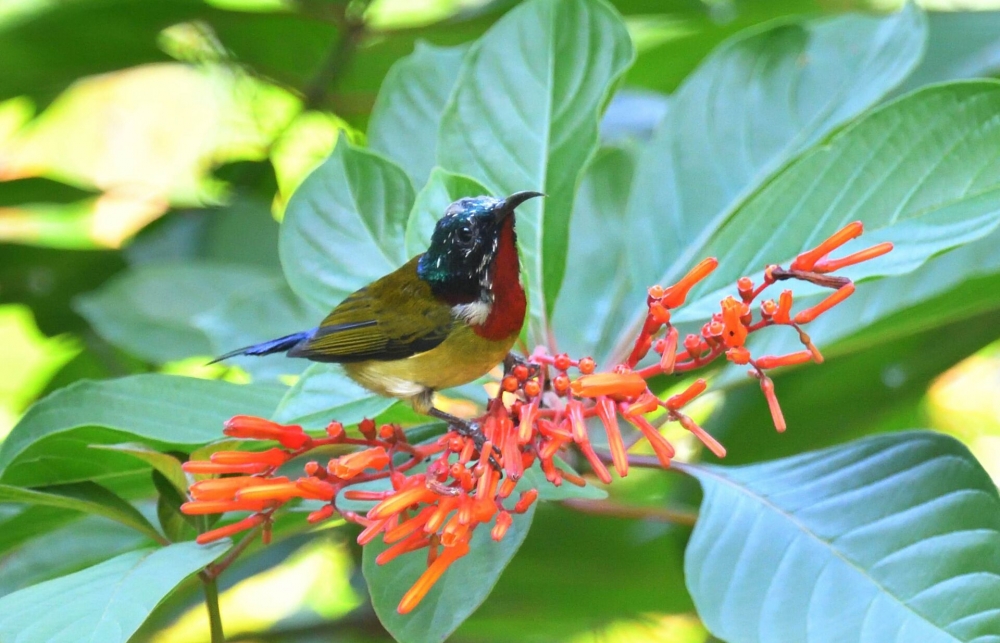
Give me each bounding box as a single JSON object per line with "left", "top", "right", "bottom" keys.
{"left": 456, "top": 226, "right": 475, "bottom": 246}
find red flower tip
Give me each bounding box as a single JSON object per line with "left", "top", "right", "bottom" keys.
{"left": 737, "top": 276, "right": 754, "bottom": 301}
{"left": 512, "top": 364, "right": 530, "bottom": 381}
{"left": 814, "top": 241, "right": 893, "bottom": 273}
{"left": 358, "top": 418, "right": 377, "bottom": 440}
{"left": 196, "top": 514, "right": 266, "bottom": 545}
{"left": 523, "top": 379, "right": 541, "bottom": 398}
{"left": 665, "top": 379, "right": 707, "bottom": 411}
{"left": 553, "top": 374, "right": 571, "bottom": 395}
{"left": 307, "top": 505, "right": 336, "bottom": 524}
{"left": 793, "top": 283, "right": 855, "bottom": 324}
{"left": 554, "top": 353, "right": 572, "bottom": 371}
{"left": 683, "top": 333, "right": 706, "bottom": 359}
{"left": 759, "top": 375, "right": 786, "bottom": 433}
{"left": 578, "top": 356, "right": 596, "bottom": 374}
{"left": 570, "top": 372, "right": 647, "bottom": 399}
{"left": 325, "top": 421, "right": 345, "bottom": 440}
{"left": 210, "top": 448, "right": 290, "bottom": 468}
{"left": 647, "top": 284, "right": 665, "bottom": 299}
{"left": 331, "top": 446, "right": 391, "bottom": 479}
{"left": 790, "top": 221, "right": 864, "bottom": 271}
{"left": 501, "top": 375, "right": 519, "bottom": 393}
{"left": 661, "top": 258, "right": 718, "bottom": 308}
{"left": 755, "top": 350, "right": 813, "bottom": 370}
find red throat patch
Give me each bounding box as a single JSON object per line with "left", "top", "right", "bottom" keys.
{"left": 473, "top": 218, "right": 526, "bottom": 340}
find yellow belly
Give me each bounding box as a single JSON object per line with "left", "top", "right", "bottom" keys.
{"left": 342, "top": 324, "right": 516, "bottom": 407}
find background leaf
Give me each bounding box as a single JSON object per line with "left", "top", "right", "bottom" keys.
{"left": 0, "top": 375, "right": 284, "bottom": 487}
{"left": 279, "top": 142, "right": 415, "bottom": 312}
{"left": 272, "top": 364, "right": 396, "bottom": 430}
{"left": 0, "top": 541, "right": 228, "bottom": 643}
{"left": 404, "top": 169, "right": 491, "bottom": 258}
{"left": 437, "top": 0, "right": 634, "bottom": 341}
{"left": 682, "top": 431, "right": 1000, "bottom": 643}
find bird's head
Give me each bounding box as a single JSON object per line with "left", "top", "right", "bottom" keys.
{"left": 417, "top": 191, "right": 543, "bottom": 303}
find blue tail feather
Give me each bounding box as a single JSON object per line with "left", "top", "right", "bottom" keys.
{"left": 209, "top": 329, "right": 315, "bottom": 364}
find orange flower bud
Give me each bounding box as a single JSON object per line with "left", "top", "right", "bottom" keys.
{"left": 181, "top": 498, "right": 271, "bottom": 515}
{"left": 308, "top": 505, "right": 336, "bottom": 523}
{"left": 296, "top": 477, "right": 337, "bottom": 501}
{"left": 773, "top": 290, "right": 793, "bottom": 324}
{"left": 523, "top": 379, "right": 541, "bottom": 398}
{"left": 223, "top": 415, "right": 309, "bottom": 449}
{"left": 492, "top": 511, "right": 513, "bottom": 541}
{"left": 182, "top": 461, "right": 270, "bottom": 475}
{"left": 755, "top": 351, "right": 813, "bottom": 370}
{"left": 189, "top": 476, "right": 289, "bottom": 501}
{"left": 626, "top": 392, "right": 660, "bottom": 416}
{"left": 676, "top": 413, "right": 726, "bottom": 458}
{"left": 793, "top": 284, "right": 855, "bottom": 324}
{"left": 624, "top": 414, "right": 675, "bottom": 468}
{"left": 397, "top": 542, "right": 470, "bottom": 614}
{"left": 518, "top": 400, "right": 539, "bottom": 445}
{"left": 570, "top": 372, "right": 647, "bottom": 399}
{"left": 385, "top": 506, "right": 436, "bottom": 543}
{"left": 210, "top": 448, "right": 290, "bottom": 467}
{"left": 554, "top": 354, "right": 572, "bottom": 371}
{"left": 578, "top": 357, "right": 596, "bottom": 374}
{"left": 369, "top": 486, "right": 436, "bottom": 520}
{"left": 760, "top": 299, "right": 777, "bottom": 320}
{"left": 720, "top": 296, "right": 748, "bottom": 348}
{"left": 648, "top": 285, "right": 665, "bottom": 299}
{"left": 331, "top": 446, "right": 390, "bottom": 479}
{"left": 501, "top": 376, "right": 519, "bottom": 393}
{"left": 425, "top": 497, "right": 460, "bottom": 533}
{"left": 377, "top": 531, "right": 431, "bottom": 566}
{"left": 235, "top": 481, "right": 307, "bottom": 503}
{"left": 796, "top": 327, "right": 824, "bottom": 364}
{"left": 325, "top": 421, "right": 345, "bottom": 440}
{"left": 196, "top": 514, "right": 266, "bottom": 544}
{"left": 661, "top": 258, "right": 718, "bottom": 308}
{"left": 566, "top": 401, "right": 588, "bottom": 444}
{"left": 440, "top": 515, "right": 471, "bottom": 547}
{"left": 659, "top": 327, "right": 679, "bottom": 374}
{"left": 649, "top": 302, "right": 671, "bottom": 324}
{"left": 727, "top": 346, "right": 751, "bottom": 365}
{"left": 790, "top": 221, "right": 863, "bottom": 271}
{"left": 553, "top": 374, "right": 571, "bottom": 395}
{"left": 597, "top": 397, "right": 627, "bottom": 478}
{"left": 665, "top": 379, "right": 707, "bottom": 411}
{"left": 514, "top": 489, "right": 539, "bottom": 514}
{"left": 814, "top": 241, "right": 893, "bottom": 273}
{"left": 358, "top": 418, "right": 377, "bottom": 440}
{"left": 737, "top": 276, "right": 754, "bottom": 301}
{"left": 759, "top": 375, "right": 786, "bottom": 433}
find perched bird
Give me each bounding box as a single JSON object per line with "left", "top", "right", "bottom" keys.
{"left": 214, "top": 191, "right": 543, "bottom": 439}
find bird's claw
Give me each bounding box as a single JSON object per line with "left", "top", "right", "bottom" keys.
{"left": 452, "top": 420, "right": 502, "bottom": 471}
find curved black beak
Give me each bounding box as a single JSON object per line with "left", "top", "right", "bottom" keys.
{"left": 495, "top": 190, "right": 545, "bottom": 222}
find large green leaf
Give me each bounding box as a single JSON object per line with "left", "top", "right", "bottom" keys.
{"left": 625, "top": 6, "right": 925, "bottom": 301}
{"left": 74, "top": 262, "right": 277, "bottom": 363}
{"left": 896, "top": 10, "right": 1000, "bottom": 95}
{"left": 671, "top": 81, "right": 1000, "bottom": 329}
{"left": 682, "top": 432, "right": 1000, "bottom": 643}
{"left": 0, "top": 177, "right": 97, "bottom": 206}
{"left": 368, "top": 43, "right": 469, "bottom": 188}
{"left": 437, "top": 0, "right": 634, "bottom": 341}
{"left": 551, "top": 145, "right": 638, "bottom": 360}
{"left": 272, "top": 364, "right": 396, "bottom": 430}
{"left": 404, "top": 169, "right": 491, "bottom": 259}
{"left": 0, "top": 374, "right": 284, "bottom": 487}
{"left": 0, "top": 482, "right": 161, "bottom": 542}
{"left": 364, "top": 502, "right": 536, "bottom": 643}
{"left": 0, "top": 541, "right": 229, "bottom": 643}
{"left": 279, "top": 142, "right": 415, "bottom": 311}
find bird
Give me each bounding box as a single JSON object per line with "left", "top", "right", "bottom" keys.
{"left": 213, "top": 190, "right": 543, "bottom": 442}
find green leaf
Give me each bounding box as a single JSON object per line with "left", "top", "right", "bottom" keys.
{"left": 89, "top": 443, "right": 188, "bottom": 496}
{"left": 0, "top": 482, "right": 162, "bottom": 542}
{"left": 272, "top": 364, "right": 396, "bottom": 430}
{"left": 551, "top": 145, "right": 638, "bottom": 360}
{"left": 681, "top": 431, "right": 1000, "bottom": 643}
{"left": 369, "top": 42, "right": 469, "bottom": 187}
{"left": 0, "top": 177, "right": 97, "bottom": 206}
{"left": 279, "top": 142, "right": 415, "bottom": 311}
{"left": 152, "top": 471, "right": 197, "bottom": 543}
{"left": 0, "top": 541, "right": 229, "bottom": 643}
{"left": 0, "top": 374, "right": 285, "bottom": 487}
{"left": 673, "top": 81, "right": 1000, "bottom": 328}
{"left": 74, "top": 262, "right": 277, "bottom": 363}
{"left": 437, "top": 0, "right": 634, "bottom": 341}
{"left": 404, "top": 169, "right": 491, "bottom": 258}
{"left": 0, "top": 506, "right": 80, "bottom": 558}
{"left": 625, "top": 6, "right": 925, "bottom": 298}
{"left": 193, "top": 281, "right": 321, "bottom": 383}
{"left": 896, "top": 10, "right": 1000, "bottom": 94}
{"left": 364, "top": 503, "right": 536, "bottom": 643}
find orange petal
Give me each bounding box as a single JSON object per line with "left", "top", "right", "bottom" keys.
{"left": 397, "top": 542, "right": 470, "bottom": 614}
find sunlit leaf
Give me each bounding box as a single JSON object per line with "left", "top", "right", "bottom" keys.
{"left": 437, "top": 0, "right": 634, "bottom": 341}
{"left": 279, "top": 142, "right": 414, "bottom": 311}
{"left": 682, "top": 431, "right": 1000, "bottom": 643}
{"left": 0, "top": 541, "right": 228, "bottom": 643}
{"left": 89, "top": 443, "right": 188, "bottom": 496}
{"left": 369, "top": 43, "right": 469, "bottom": 187}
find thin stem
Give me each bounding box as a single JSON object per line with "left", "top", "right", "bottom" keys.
{"left": 201, "top": 575, "right": 225, "bottom": 643}
{"left": 205, "top": 523, "right": 265, "bottom": 580}
{"left": 562, "top": 497, "right": 698, "bottom": 527}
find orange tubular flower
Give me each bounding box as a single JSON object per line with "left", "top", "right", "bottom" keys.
{"left": 755, "top": 351, "right": 813, "bottom": 370}
{"left": 676, "top": 413, "right": 726, "bottom": 459}
{"left": 196, "top": 514, "right": 266, "bottom": 545}
{"left": 210, "top": 448, "right": 290, "bottom": 467}
{"left": 665, "top": 379, "right": 707, "bottom": 411}
{"left": 492, "top": 511, "right": 513, "bottom": 541}
{"left": 397, "top": 542, "right": 471, "bottom": 614}
{"left": 759, "top": 375, "right": 786, "bottom": 433}
{"left": 814, "top": 241, "right": 893, "bottom": 273}
{"left": 623, "top": 413, "right": 675, "bottom": 467}
{"left": 772, "top": 290, "right": 794, "bottom": 324}
{"left": 377, "top": 531, "right": 432, "bottom": 566}
{"left": 597, "top": 397, "right": 628, "bottom": 478}
{"left": 661, "top": 257, "right": 718, "bottom": 308}
{"left": 190, "top": 476, "right": 289, "bottom": 501}
{"left": 235, "top": 481, "right": 307, "bottom": 503}
{"left": 659, "top": 327, "right": 679, "bottom": 374}
{"left": 181, "top": 499, "right": 272, "bottom": 515}
{"left": 182, "top": 461, "right": 271, "bottom": 475}
{"left": 571, "top": 372, "right": 647, "bottom": 399}
{"left": 719, "top": 296, "right": 748, "bottom": 348}
{"left": 369, "top": 485, "right": 437, "bottom": 521}
{"left": 793, "top": 283, "right": 855, "bottom": 324}
{"left": 331, "top": 447, "right": 391, "bottom": 479}
{"left": 727, "top": 346, "right": 751, "bottom": 365}
{"left": 223, "top": 415, "right": 311, "bottom": 450}
{"left": 790, "top": 221, "right": 864, "bottom": 271}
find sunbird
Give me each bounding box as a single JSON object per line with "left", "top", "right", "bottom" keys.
{"left": 215, "top": 191, "right": 543, "bottom": 440}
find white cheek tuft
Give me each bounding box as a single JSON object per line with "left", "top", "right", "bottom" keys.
{"left": 452, "top": 300, "right": 492, "bottom": 326}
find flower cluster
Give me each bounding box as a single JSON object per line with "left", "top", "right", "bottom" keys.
{"left": 181, "top": 221, "right": 891, "bottom": 614}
